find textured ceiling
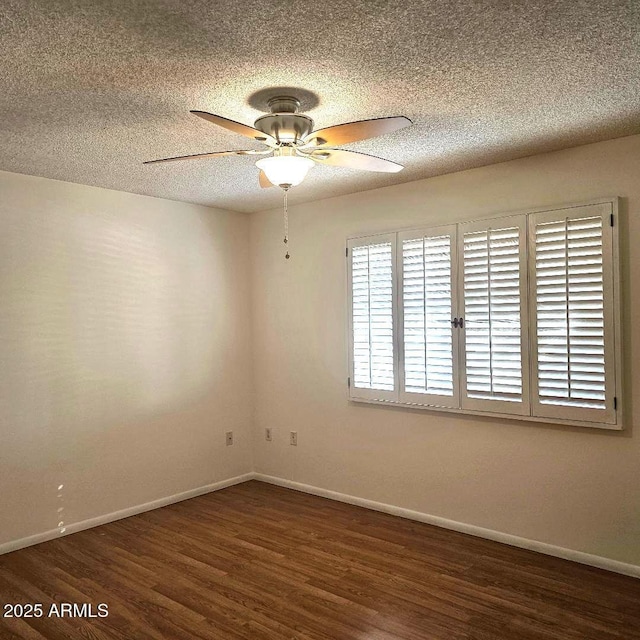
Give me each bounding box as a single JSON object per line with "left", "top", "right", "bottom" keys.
{"left": 1, "top": 0, "right": 639, "bottom": 213}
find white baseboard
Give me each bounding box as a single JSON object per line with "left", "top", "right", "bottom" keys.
{"left": 4, "top": 471, "right": 639, "bottom": 580}
{"left": 254, "top": 473, "right": 640, "bottom": 580}
{"left": 0, "top": 472, "right": 254, "bottom": 556}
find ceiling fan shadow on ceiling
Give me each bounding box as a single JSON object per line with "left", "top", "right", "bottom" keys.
{"left": 144, "top": 96, "right": 412, "bottom": 258}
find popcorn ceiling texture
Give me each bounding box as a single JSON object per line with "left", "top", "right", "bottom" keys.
{"left": 1, "top": 0, "right": 639, "bottom": 213}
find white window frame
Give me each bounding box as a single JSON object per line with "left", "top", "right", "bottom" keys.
{"left": 346, "top": 198, "right": 623, "bottom": 430}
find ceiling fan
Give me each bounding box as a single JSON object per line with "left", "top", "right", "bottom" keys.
{"left": 144, "top": 96, "right": 412, "bottom": 190}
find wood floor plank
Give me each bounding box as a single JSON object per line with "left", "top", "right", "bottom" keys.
{"left": 1, "top": 480, "right": 639, "bottom": 639}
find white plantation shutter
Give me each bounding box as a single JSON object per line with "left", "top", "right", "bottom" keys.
{"left": 346, "top": 199, "right": 621, "bottom": 429}
{"left": 530, "top": 204, "right": 617, "bottom": 424}
{"left": 399, "top": 227, "right": 459, "bottom": 407}
{"left": 459, "top": 216, "right": 530, "bottom": 415}
{"left": 348, "top": 235, "right": 397, "bottom": 401}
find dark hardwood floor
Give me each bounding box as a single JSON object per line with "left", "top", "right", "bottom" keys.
{"left": 0, "top": 480, "right": 639, "bottom": 639}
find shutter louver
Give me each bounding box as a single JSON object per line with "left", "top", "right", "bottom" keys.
{"left": 351, "top": 241, "right": 395, "bottom": 392}
{"left": 462, "top": 225, "right": 524, "bottom": 404}
{"left": 402, "top": 234, "right": 455, "bottom": 398}
{"left": 534, "top": 216, "right": 606, "bottom": 409}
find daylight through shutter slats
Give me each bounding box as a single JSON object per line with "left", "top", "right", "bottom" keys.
{"left": 352, "top": 242, "right": 394, "bottom": 391}
{"left": 402, "top": 235, "right": 454, "bottom": 396}
{"left": 534, "top": 216, "right": 606, "bottom": 408}
{"left": 463, "top": 226, "right": 523, "bottom": 403}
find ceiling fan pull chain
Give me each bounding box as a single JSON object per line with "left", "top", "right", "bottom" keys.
{"left": 283, "top": 188, "right": 290, "bottom": 260}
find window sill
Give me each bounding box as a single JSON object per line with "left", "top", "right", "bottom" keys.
{"left": 348, "top": 395, "right": 622, "bottom": 431}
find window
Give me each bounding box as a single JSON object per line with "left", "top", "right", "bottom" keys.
{"left": 459, "top": 216, "right": 530, "bottom": 416}
{"left": 349, "top": 235, "right": 396, "bottom": 401}
{"left": 347, "top": 200, "right": 622, "bottom": 429}
{"left": 398, "top": 226, "right": 458, "bottom": 407}
{"left": 529, "top": 205, "right": 618, "bottom": 425}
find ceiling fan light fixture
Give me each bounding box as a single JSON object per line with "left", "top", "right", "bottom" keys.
{"left": 255, "top": 155, "right": 314, "bottom": 188}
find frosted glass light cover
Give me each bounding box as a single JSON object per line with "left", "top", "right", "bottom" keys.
{"left": 256, "top": 156, "right": 314, "bottom": 187}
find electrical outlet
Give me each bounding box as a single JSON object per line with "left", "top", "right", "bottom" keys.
{"left": 265, "top": 428, "right": 272, "bottom": 442}
{"left": 225, "top": 431, "right": 233, "bottom": 446}
{"left": 290, "top": 431, "right": 297, "bottom": 446}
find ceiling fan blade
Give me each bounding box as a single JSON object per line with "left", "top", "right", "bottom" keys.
{"left": 143, "top": 149, "right": 269, "bottom": 164}
{"left": 305, "top": 149, "right": 404, "bottom": 173}
{"left": 259, "top": 170, "right": 275, "bottom": 188}
{"left": 191, "top": 111, "right": 277, "bottom": 146}
{"left": 303, "top": 116, "right": 412, "bottom": 147}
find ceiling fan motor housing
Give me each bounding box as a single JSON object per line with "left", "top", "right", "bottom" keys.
{"left": 254, "top": 96, "right": 314, "bottom": 144}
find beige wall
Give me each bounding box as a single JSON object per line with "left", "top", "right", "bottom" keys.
{"left": 3, "top": 134, "right": 639, "bottom": 567}
{"left": 250, "top": 134, "right": 640, "bottom": 566}
{"left": 0, "top": 171, "right": 253, "bottom": 546}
